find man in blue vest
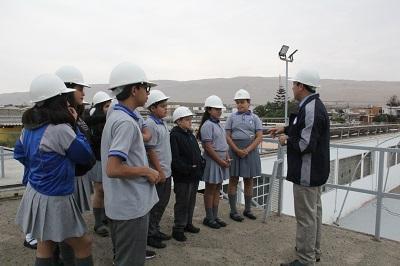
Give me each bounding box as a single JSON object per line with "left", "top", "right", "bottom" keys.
{"left": 270, "top": 69, "right": 330, "bottom": 266}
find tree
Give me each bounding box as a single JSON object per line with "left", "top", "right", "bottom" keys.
{"left": 254, "top": 105, "right": 268, "bottom": 118}
{"left": 386, "top": 95, "right": 400, "bottom": 107}
{"left": 253, "top": 100, "right": 298, "bottom": 118}
{"left": 273, "top": 75, "right": 286, "bottom": 106}
{"left": 274, "top": 85, "right": 286, "bottom": 106}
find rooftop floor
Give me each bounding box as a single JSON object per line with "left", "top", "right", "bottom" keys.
{"left": 1, "top": 194, "right": 400, "bottom": 266}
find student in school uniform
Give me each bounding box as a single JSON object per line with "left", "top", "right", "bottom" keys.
{"left": 144, "top": 90, "right": 172, "bottom": 249}
{"left": 101, "top": 62, "right": 160, "bottom": 266}
{"left": 197, "top": 95, "right": 230, "bottom": 229}
{"left": 56, "top": 65, "right": 95, "bottom": 213}
{"left": 85, "top": 91, "right": 113, "bottom": 237}
{"left": 226, "top": 89, "right": 263, "bottom": 221}
{"left": 107, "top": 99, "right": 152, "bottom": 142}
{"left": 14, "top": 74, "right": 95, "bottom": 266}
{"left": 170, "top": 106, "right": 204, "bottom": 241}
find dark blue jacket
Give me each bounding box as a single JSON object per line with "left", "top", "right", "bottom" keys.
{"left": 285, "top": 94, "right": 330, "bottom": 187}
{"left": 170, "top": 126, "right": 204, "bottom": 183}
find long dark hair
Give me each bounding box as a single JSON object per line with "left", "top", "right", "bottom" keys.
{"left": 65, "top": 83, "right": 85, "bottom": 117}
{"left": 93, "top": 100, "right": 109, "bottom": 117}
{"left": 22, "top": 94, "right": 75, "bottom": 128}
{"left": 196, "top": 107, "right": 211, "bottom": 140}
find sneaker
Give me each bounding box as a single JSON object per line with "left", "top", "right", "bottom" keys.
{"left": 154, "top": 231, "right": 172, "bottom": 241}
{"left": 215, "top": 218, "right": 227, "bottom": 227}
{"left": 172, "top": 231, "right": 187, "bottom": 242}
{"left": 202, "top": 218, "right": 221, "bottom": 229}
{"left": 243, "top": 210, "right": 257, "bottom": 220}
{"left": 145, "top": 250, "right": 156, "bottom": 260}
{"left": 230, "top": 212, "right": 244, "bottom": 222}
{"left": 280, "top": 259, "right": 306, "bottom": 266}
{"left": 147, "top": 237, "right": 166, "bottom": 249}
{"left": 184, "top": 224, "right": 200, "bottom": 233}
{"left": 94, "top": 224, "right": 110, "bottom": 237}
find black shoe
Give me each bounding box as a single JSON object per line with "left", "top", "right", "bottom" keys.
{"left": 147, "top": 237, "right": 166, "bottom": 249}
{"left": 230, "top": 212, "right": 244, "bottom": 222}
{"left": 215, "top": 218, "right": 227, "bottom": 227}
{"left": 145, "top": 250, "right": 156, "bottom": 260}
{"left": 202, "top": 218, "right": 221, "bottom": 229}
{"left": 184, "top": 224, "right": 200, "bottom": 233}
{"left": 154, "top": 231, "right": 172, "bottom": 241}
{"left": 23, "top": 239, "right": 37, "bottom": 250}
{"left": 280, "top": 259, "right": 306, "bottom": 266}
{"left": 243, "top": 210, "right": 257, "bottom": 220}
{"left": 94, "top": 224, "right": 110, "bottom": 237}
{"left": 172, "top": 231, "right": 187, "bottom": 242}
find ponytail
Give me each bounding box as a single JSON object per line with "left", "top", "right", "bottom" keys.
{"left": 196, "top": 107, "right": 211, "bottom": 140}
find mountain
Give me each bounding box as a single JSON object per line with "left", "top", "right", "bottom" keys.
{"left": 1, "top": 77, "right": 399, "bottom": 106}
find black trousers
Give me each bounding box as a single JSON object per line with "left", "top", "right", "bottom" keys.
{"left": 148, "top": 177, "right": 171, "bottom": 237}
{"left": 173, "top": 181, "right": 199, "bottom": 232}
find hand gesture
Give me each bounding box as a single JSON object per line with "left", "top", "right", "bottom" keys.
{"left": 146, "top": 168, "right": 160, "bottom": 184}
{"left": 268, "top": 127, "right": 284, "bottom": 138}
{"left": 278, "top": 135, "right": 288, "bottom": 146}
{"left": 68, "top": 107, "right": 78, "bottom": 121}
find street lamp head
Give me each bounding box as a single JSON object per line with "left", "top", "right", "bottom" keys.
{"left": 288, "top": 49, "right": 298, "bottom": 62}
{"left": 279, "top": 45, "right": 289, "bottom": 59}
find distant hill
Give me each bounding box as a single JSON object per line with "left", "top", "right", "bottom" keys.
{"left": 1, "top": 77, "right": 399, "bottom": 106}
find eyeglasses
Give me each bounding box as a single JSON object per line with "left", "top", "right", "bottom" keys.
{"left": 137, "top": 84, "right": 151, "bottom": 93}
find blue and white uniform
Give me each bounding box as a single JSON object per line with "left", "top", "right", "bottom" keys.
{"left": 15, "top": 123, "right": 94, "bottom": 241}
{"left": 200, "top": 119, "right": 229, "bottom": 183}
{"left": 225, "top": 110, "right": 262, "bottom": 177}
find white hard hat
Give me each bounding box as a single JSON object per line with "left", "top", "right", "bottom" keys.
{"left": 145, "top": 89, "right": 169, "bottom": 108}
{"left": 289, "top": 69, "right": 320, "bottom": 88}
{"left": 30, "top": 74, "right": 75, "bottom": 103}
{"left": 92, "top": 91, "right": 113, "bottom": 106}
{"left": 173, "top": 106, "right": 193, "bottom": 122}
{"left": 55, "top": 65, "right": 90, "bottom": 87}
{"left": 108, "top": 62, "right": 157, "bottom": 93}
{"left": 204, "top": 95, "right": 225, "bottom": 109}
{"left": 234, "top": 89, "right": 251, "bottom": 100}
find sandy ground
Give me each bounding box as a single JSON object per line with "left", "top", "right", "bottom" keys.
{"left": 1, "top": 194, "right": 400, "bottom": 266}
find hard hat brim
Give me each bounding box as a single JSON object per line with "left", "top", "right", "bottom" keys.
{"left": 61, "top": 88, "right": 77, "bottom": 94}
{"left": 108, "top": 81, "right": 158, "bottom": 90}
{"left": 74, "top": 82, "right": 91, "bottom": 88}
{"left": 288, "top": 77, "right": 320, "bottom": 88}
{"left": 145, "top": 96, "right": 170, "bottom": 108}
{"left": 204, "top": 105, "right": 225, "bottom": 109}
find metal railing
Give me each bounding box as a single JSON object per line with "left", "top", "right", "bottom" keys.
{"left": 326, "top": 143, "right": 400, "bottom": 241}
{"left": 255, "top": 137, "right": 400, "bottom": 241}
{"left": 0, "top": 146, "right": 15, "bottom": 178}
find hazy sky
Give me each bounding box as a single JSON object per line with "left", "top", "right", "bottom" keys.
{"left": 0, "top": 0, "right": 399, "bottom": 93}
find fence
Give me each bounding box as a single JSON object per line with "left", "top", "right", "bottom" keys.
{"left": 250, "top": 137, "right": 400, "bottom": 241}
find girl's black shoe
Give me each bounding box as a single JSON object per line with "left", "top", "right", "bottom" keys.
{"left": 215, "top": 218, "right": 227, "bottom": 227}
{"left": 202, "top": 218, "right": 221, "bottom": 229}
{"left": 243, "top": 210, "right": 257, "bottom": 220}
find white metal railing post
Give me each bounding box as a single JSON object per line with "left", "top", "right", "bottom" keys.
{"left": 374, "top": 150, "right": 385, "bottom": 241}
{"left": 0, "top": 146, "right": 4, "bottom": 178}
{"left": 277, "top": 143, "right": 285, "bottom": 215}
